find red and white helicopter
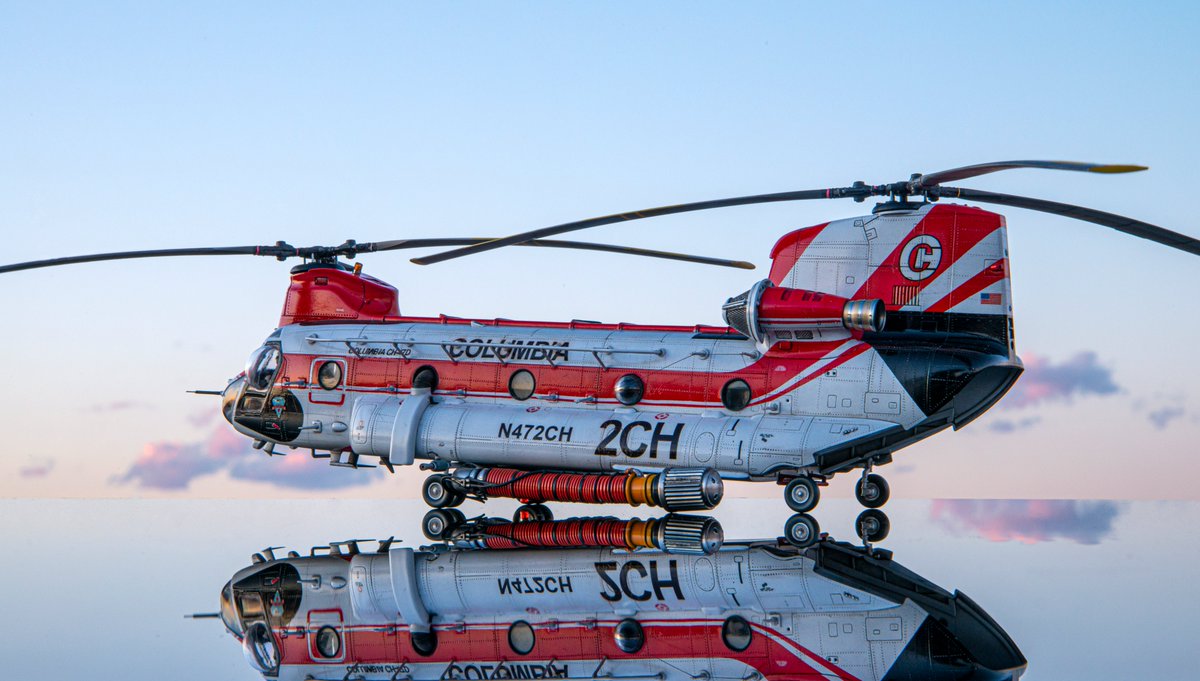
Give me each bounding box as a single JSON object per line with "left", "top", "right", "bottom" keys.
{"left": 6, "top": 161, "right": 1198, "bottom": 530}
{"left": 207, "top": 518, "right": 1027, "bottom": 681}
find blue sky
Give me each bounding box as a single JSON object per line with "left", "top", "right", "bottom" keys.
{"left": 2, "top": 2, "right": 1199, "bottom": 498}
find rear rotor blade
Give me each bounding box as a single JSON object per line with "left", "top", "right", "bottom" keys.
{"left": 409, "top": 188, "right": 836, "bottom": 266}
{"left": 939, "top": 186, "right": 1200, "bottom": 256}
{"left": 370, "top": 237, "right": 754, "bottom": 269}
{"left": 913, "top": 160, "right": 1147, "bottom": 190}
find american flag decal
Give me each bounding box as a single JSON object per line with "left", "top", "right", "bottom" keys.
{"left": 980, "top": 292, "right": 1003, "bottom": 305}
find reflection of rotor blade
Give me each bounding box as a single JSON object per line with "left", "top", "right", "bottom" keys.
{"left": 409, "top": 188, "right": 835, "bottom": 266}
{"left": 371, "top": 237, "right": 754, "bottom": 269}
{"left": 940, "top": 186, "right": 1200, "bottom": 256}
{"left": 913, "top": 160, "right": 1146, "bottom": 189}
{"left": 0, "top": 246, "right": 270, "bottom": 275}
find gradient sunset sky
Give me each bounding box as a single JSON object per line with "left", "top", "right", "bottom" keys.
{"left": 3, "top": 2, "right": 1198, "bottom": 500}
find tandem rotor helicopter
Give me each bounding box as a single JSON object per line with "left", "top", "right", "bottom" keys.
{"left": 6, "top": 160, "right": 1199, "bottom": 537}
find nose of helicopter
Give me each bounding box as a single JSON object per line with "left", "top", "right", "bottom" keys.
{"left": 883, "top": 590, "right": 1027, "bottom": 681}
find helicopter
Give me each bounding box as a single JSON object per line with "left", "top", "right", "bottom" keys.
{"left": 5, "top": 160, "right": 1198, "bottom": 516}
{"left": 209, "top": 519, "right": 1027, "bottom": 681}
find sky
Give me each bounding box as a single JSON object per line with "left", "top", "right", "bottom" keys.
{"left": 2, "top": 2, "right": 1199, "bottom": 500}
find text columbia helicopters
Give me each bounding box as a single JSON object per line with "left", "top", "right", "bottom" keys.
{"left": 5, "top": 161, "right": 1198, "bottom": 516}
{"left": 204, "top": 514, "right": 1027, "bottom": 681}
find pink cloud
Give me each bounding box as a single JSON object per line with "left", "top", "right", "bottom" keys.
{"left": 114, "top": 426, "right": 375, "bottom": 491}
{"left": 19, "top": 460, "right": 55, "bottom": 479}
{"left": 1003, "top": 352, "right": 1119, "bottom": 409}
{"left": 930, "top": 499, "right": 1122, "bottom": 545}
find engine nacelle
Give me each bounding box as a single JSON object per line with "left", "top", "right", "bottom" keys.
{"left": 722, "top": 279, "right": 885, "bottom": 346}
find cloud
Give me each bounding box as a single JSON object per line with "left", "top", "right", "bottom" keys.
{"left": 986, "top": 416, "right": 1041, "bottom": 433}
{"left": 114, "top": 426, "right": 375, "bottom": 491}
{"left": 1003, "top": 351, "right": 1119, "bottom": 409}
{"left": 19, "top": 460, "right": 55, "bottom": 479}
{"left": 930, "top": 499, "right": 1123, "bottom": 545}
{"left": 89, "top": 400, "right": 152, "bottom": 413}
{"left": 1147, "top": 406, "right": 1185, "bottom": 430}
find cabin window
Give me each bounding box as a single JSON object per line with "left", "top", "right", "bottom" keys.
{"left": 722, "top": 615, "right": 753, "bottom": 651}
{"left": 721, "top": 379, "right": 752, "bottom": 411}
{"left": 315, "top": 626, "right": 341, "bottom": 658}
{"left": 508, "top": 620, "right": 536, "bottom": 655}
{"left": 412, "top": 366, "right": 438, "bottom": 392}
{"left": 614, "top": 618, "right": 644, "bottom": 654}
{"left": 614, "top": 374, "right": 645, "bottom": 406}
{"left": 317, "top": 361, "right": 343, "bottom": 390}
{"left": 509, "top": 370, "right": 537, "bottom": 401}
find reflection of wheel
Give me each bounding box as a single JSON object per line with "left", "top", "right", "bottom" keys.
{"left": 855, "top": 509, "right": 891, "bottom": 543}
{"left": 422, "top": 474, "right": 463, "bottom": 508}
{"left": 514, "top": 503, "right": 553, "bottom": 523}
{"left": 784, "top": 477, "right": 820, "bottom": 513}
{"left": 855, "top": 474, "right": 890, "bottom": 509}
{"left": 422, "top": 509, "right": 465, "bottom": 540}
{"left": 783, "top": 513, "right": 820, "bottom": 548}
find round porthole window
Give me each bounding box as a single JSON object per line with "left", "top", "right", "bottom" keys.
{"left": 315, "top": 625, "right": 342, "bottom": 658}
{"left": 720, "top": 378, "right": 752, "bottom": 412}
{"left": 411, "top": 629, "right": 438, "bottom": 657}
{"left": 412, "top": 366, "right": 438, "bottom": 392}
{"left": 614, "top": 374, "right": 645, "bottom": 406}
{"left": 242, "top": 621, "right": 280, "bottom": 673}
{"left": 317, "top": 361, "right": 343, "bottom": 390}
{"left": 509, "top": 370, "right": 536, "bottom": 401}
{"left": 613, "top": 618, "right": 644, "bottom": 654}
{"left": 721, "top": 615, "right": 753, "bottom": 652}
{"left": 508, "top": 620, "right": 536, "bottom": 655}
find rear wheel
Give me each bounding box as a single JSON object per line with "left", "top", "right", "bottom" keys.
{"left": 855, "top": 474, "right": 890, "bottom": 509}
{"left": 855, "top": 509, "right": 891, "bottom": 543}
{"left": 514, "top": 503, "right": 554, "bottom": 523}
{"left": 422, "top": 509, "right": 465, "bottom": 540}
{"left": 784, "top": 477, "right": 820, "bottom": 513}
{"left": 783, "top": 513, "right": 820, "bottom": 548}
{"left": 422, "top": 474, "right": 463, "bottom": 508}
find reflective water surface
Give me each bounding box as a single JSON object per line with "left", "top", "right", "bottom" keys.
{"left": 1, "top": 498, "right": 1194, "bottom": 680}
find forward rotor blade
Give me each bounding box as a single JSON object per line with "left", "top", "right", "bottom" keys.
{"left": 939, "top": 186, "right": 1200, "bottom": 256}
{"left": 409, "top": 188, "right": 835, "bottom": 266}
{"left": 370, "top": 237, "right": 754, "bottom": 269}
{"left": 913, "top": 160, "right": 1147, "bottom": 190}
{"left": 0, "top": 246, "right": 270, "bottom": 275}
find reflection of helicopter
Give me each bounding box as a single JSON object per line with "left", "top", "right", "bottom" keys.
{"left": 6, "top": 161, "right": 1198, "bottom": 513}
{"left": 211, "top": 517, "right": 1026, "bottom": 681}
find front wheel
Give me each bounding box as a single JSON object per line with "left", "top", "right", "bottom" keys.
{"left": 855, "top": 509, "right": 890, "bottom": 543}
{"left": 422, "top": 509, "right": 465, "bottom": 540}
{"left": 784, "top": 477, "right": 820, "bottom": 513}
{"left": 783, "top": 513, "right": 820, "bottom": 548}
{"left": 855, "top": 473, "right": 890, "bottom": 509}
{"left": 423, "top": 474, "right": 463, "bottom": 508}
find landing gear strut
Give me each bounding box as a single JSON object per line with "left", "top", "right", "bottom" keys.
{"left": 854, "top": 467, "right": 890, "bottom": 509}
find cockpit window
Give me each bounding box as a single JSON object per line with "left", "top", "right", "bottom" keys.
{"left": 239, "top": 592, "right": 265, "bottom": 620}
{"left": 219, "top": 581, "right": 244, "bottom": 637}
{"left": 246, "top": 345, "right": 282, "bottom": 391}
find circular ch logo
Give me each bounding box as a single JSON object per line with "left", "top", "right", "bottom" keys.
{"left": 899, "top": 235, "right": 943, "bottom": 281}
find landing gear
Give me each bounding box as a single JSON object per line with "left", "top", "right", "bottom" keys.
{"left": 783, "top": 513, "right": 820, "bottom": 548}
{"left": 855, "top": 472, "right": 890, "bottom": 509}
{"left": 783, "top": 476, "right": 821, "bottom": 513}
{"left": 855, "top": 509, "right": 890, "bottom": 543}
{"left": 513, "top": 503, "right": 554, "bottom": 523}
{"left": 423, "top": 474, "right": 465, "bottom": 509}
{"left": 422, "top": 508, "right": 466, "bottom": 540}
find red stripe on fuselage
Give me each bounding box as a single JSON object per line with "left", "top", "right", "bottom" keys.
{"left": 769, "top": 222, "right": 831, "bottom": 285}
{"left": 924, "top": 258, "right": 1009, "bottom": 314}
